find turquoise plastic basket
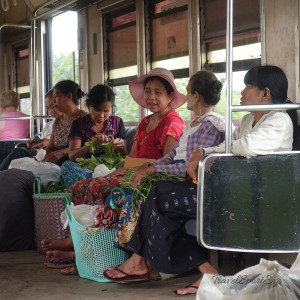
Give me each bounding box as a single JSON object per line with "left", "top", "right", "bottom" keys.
{"left": 65, "top": 197, "right": 128, "bottom": 282}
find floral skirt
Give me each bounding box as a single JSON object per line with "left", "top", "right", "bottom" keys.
{"left": 110, "top": 189, "right": 143, "bottom": 250}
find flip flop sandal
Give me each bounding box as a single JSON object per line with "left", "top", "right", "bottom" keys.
{"left": 61, "top": 266, "right": 78, "bottom": 275}
{"left": 45, "top": 258, "right": 76, "bottom": 269}
{"left": 172, "top": 284, "right": 198, "bottom": 297}
{"left": 103, "top": 265, "right": 151, "bottom": 283}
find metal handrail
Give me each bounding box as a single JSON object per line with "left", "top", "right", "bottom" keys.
{"left": 0, "top": 116, "right": 31, "bottom": 121}
{"left": 0, "top": 115, "right": 54, "bottom": 121}
{"left": 232, "top": 103, "right": 300, "bottom": 112}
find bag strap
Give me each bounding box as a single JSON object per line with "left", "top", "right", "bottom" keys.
{"left": 33, "top": 177, "right": 42, "bottom": 194}
{"left": 64, "top": 195, "right": 72, "bottom": 220}
{"left": 109, "top": 187, "right": 126, "bottom": 209}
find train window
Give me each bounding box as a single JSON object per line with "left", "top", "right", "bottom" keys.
{"left": 107, "top": 7, "right": 137, "bottom": 80}
{"left": 201, "top": 0, "right": 261, "bottom": 122}
{"left": 150, "top": 0, "right": 189, "bottom": 71}
{"left": 15, "top": 46, "right": 30, "bottom": 115}
{"left": 105, "top": 6, "right": 139, "bottom": 123}
{"left": 149, "top": 0, "right": 189, "bottom": 121}
{"left": 51, "top": 11, "right": 79, "bottom": 84}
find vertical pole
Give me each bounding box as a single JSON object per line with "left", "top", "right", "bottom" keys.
{"left": 30, "top": 18, "right": 36, "bottom": 138}
{"left": 136, "top": 0, "right": 147, "bottom": 121}
{"left": 188, "top": 0, "right": 201, "bottom": 76}
{"left": 225, "top": 0, "right": 233, "bottom": 153}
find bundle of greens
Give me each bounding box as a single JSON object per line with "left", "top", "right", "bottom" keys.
{"left": 41, "top": 181, "right": 68, "bottom": 193}
{"left": 76, "top": 141, "right": 125, "bottom": 171}
{"left": 121, "top": 168, "right": 184, "bottom": 209}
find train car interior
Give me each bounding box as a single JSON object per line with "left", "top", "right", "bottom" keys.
{"left": 1, "top": 0, "right": 300, "bottom": 299}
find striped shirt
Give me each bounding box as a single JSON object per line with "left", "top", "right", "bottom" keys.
{"left": 152, "top": 113, "right": 226, "bottom": 177}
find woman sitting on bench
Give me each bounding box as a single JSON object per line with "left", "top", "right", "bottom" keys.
{"left": 103, "top": 65, "right": 294, "bottom": 296}
{"left": 41, "top": 67, "right": 186, "bottom": 256}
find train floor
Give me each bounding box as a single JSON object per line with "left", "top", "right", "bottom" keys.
{"left": 0, "top": 249, "right": 296, "bottom": 300}
{"left": 0, "top": 249, "right": 202, "bottom": 300}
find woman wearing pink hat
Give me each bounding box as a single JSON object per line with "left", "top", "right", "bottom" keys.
{"left": 42, "top": 68, "right": 186, "bottom": 255}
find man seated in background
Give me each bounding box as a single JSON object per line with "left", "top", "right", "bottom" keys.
{"left": 0, "top": 90, "right": 30, "bottom": 140}
{"left": 0, "top": 90, "right": 62, "bottom": 171}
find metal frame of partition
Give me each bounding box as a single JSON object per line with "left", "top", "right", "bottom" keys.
{"left": 197, "top": 151, "right": 300, "bottom": 253}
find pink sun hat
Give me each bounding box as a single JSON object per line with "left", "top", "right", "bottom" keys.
{"left": 128, "top": 68, "right": 186, "bottom": 109}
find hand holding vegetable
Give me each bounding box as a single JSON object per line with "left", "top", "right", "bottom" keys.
{"left": 131, "top": 165, "right": 156, "bottom": 189}
{"left": 92, "top": 133, "right": 111, "bottom": 144}
{"left": 110, "top": 138, "right": 125, "bottom": 150}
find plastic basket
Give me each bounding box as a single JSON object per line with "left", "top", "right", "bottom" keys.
{"left": 33, "top": 177, "right": 70, "bottom": 253}
{"left": 65, "top": 196, "right": 128, "bottom": 282}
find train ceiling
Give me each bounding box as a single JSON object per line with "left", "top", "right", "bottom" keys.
{"left": 0, "top": 0, "right": 106, "bottom": 25}
{"left": 0, "top": 0, "right": 109, "bottom": 43}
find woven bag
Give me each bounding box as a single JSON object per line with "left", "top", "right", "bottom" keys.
{"left": 33, "top": 177, "right": 70, "bottom": 253}
{"left": 65, "top": 196, "right": 128, "bottom": 282}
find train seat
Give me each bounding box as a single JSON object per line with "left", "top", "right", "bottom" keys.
{"left": 194, "top": 152, "right": 300, "bottom": 252}
{"left": 125, "top": 126, "right": 137, "bottom": 153}
{"left": 0, "top": 141, "right": 20, "bottom": 164}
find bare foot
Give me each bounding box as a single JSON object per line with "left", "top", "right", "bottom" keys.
{"left": 41, "top": 236, "right": 73, "bottom": 252}
{"left": 104, "top": 254, "right": 149, "bottom": 279}
{"left": 46, "top": 250, "right": 75, "bottom": 263}
{"left": 174, "top": 262, "right": 218, "bottom": 296}
{"left": 174, "top": 277, "right": 202, "bottom": 296}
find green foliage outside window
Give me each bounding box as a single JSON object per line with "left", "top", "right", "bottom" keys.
{"left": 51, "top": 51, "right": 246, "bottom": 123}
{"left": 52, "top": 53, "right": 79, "bottom": 85}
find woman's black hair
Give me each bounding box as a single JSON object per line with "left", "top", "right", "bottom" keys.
{"left": 53, "top": 80, "right": 84, "bottom": 105}
{"left": 244, "top": 65, "right": 288, "bottom": 104}
{"left": 45, "top": 89, "right": 53, "bottom": 98}
{"left": 85, "top": 84, "right": 116, "bottom": 114}
{"left": 144, "top": 76, "right": 174, "bottom": 95}
{"left": 245, "top": 65, "right": 299, "bottom": 149}
{"left": 189, "top": 70, "right": 223, "bottom": 105}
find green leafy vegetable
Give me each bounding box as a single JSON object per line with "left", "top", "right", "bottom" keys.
{"left": 41, "top": 181, "right": 68, "bottom": 193}
{"left": 76, "top": 142, "right": 125, "bottom": 171}
{"left": 121, "top": 168, "right": 184, "bottom": 209}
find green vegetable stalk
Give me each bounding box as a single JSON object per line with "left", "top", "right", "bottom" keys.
{"left": 121, "top": 168, "right": 184, "bottom": 210}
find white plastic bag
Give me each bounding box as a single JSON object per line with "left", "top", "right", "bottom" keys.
{"left": 92, "top": 164, "right": 115, "bottom": 178}
{"left": 60, "top": 203, "right": 99, "bottom": 228}
{"left": 9, "top": 157, "right": 61, "bottom": 183}
{"left": 197, "top": 258, "right": 300, "bottom": 300}
{"left": 35, "top": 149, "right": 46, "bottom": 161}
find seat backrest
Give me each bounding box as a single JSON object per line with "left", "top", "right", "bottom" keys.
{"left": 198, "top": 152, "right": 300, "bottom": 253}
{"left": 0, "top": 141, "right": 18, "bottom": 164}
{"left": 125, "top": 126, "right": 137, "bottom": 153}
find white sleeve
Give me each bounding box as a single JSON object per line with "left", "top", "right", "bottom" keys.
{"left": 40, "top": 120, "right": 54, "bottom": 139}
{"left": 231, "top": 113, "right": 292, "bottom": 158}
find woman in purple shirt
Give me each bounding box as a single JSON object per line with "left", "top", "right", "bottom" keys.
{"left": 60, "top": 84, "right": 126, "bottom": 187}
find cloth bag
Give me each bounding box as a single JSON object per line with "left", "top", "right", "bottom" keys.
{"left": 9, "top": 157, "right": 61, "bottom": 183}
{"left": 197, "top": 258, "right": 300, "bottom": 300}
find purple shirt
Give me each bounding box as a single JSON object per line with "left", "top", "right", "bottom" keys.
{"left": 69, "top": 114, "right": 126, "bottom": 144}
